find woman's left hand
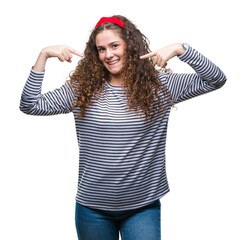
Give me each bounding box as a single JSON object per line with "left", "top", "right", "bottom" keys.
{"left": 140, "top": 43, "right": 185, "bottom": 68}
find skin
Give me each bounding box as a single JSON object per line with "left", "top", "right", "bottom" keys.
{"left": 32, "top": 32, "right": 185, "bottom": 84}
{"left": 95, "top": 30, "right": 127, "bottom": 86}
{"left": 95, "top": 30, "right": 185, "bottom": 86}
{"left": 33, "top": 45, "right": 82, "bottom": 72}
{"left": 140, "top": 43, "right": 185, "bottom": 66}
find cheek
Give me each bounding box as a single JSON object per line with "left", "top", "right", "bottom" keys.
{"left": 98, "top": 53, "right": 104, "bottom": 63}
{"left": 120, "top": 48, "right": 127, "bottom": 59}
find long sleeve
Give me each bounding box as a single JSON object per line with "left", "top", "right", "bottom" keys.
{"left": 19, "top": 69, "right": 74, "bottom": 115}
{"left": 159, "top": 44, "right": 227, "bottom": 104}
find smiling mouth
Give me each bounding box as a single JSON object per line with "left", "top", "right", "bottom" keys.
{"left": 107, "top": 59, "right": 120, "bottom": 65}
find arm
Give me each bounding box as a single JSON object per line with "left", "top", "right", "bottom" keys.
{"left": 164, "top": 43, "right": 227, "bottom": 104}
{"left": 140, "top": 43, "right": 227, "bottom": 104}
{"left": 19, "top": 69, "right": 75, "bottom": 115}
{"left": 19, "top": 45, "right": 82, "bottom": 115}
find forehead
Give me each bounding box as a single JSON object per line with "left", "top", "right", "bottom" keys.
{"left": 95, "top": 30, "right": 124, "bottom": 46}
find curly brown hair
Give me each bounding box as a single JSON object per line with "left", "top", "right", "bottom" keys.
{"left": 67, "top": 15, "right": 172, "bottom": 120}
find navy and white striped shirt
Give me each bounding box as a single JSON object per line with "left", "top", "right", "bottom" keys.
{"left": 20, "top": 44, "right": 226, "bottom": 211}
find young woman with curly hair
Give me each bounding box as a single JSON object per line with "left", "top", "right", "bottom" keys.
{"left": 68, "top": 15, "right": 172, "bottom": 121}
{"left": 20, "top": 15, "right": 226, "bottom": 240}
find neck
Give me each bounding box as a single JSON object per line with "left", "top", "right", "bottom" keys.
{"left": 109, "top": 74, "right": 124, "bottom": 86}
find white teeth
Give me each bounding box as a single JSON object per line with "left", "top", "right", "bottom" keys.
{"left": 107, "top": 59, "right": 119, "bottom": 65}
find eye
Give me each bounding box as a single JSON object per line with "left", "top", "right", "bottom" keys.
{"left": 112, "top": 44, "right": 118, "bottom": 49}
{"left": 97, "top": 47, "right": 105, "bottom": 53}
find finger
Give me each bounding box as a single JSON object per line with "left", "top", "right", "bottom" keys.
{"left": 65, "top": 49, "right": 73, "bottom": 59}
{"left": 61, "top": 51, "right": 71, "bottom": 62}
{"left": 160, "top": 59, "right": 167, "bottom": 68}
{"left": 64, "top": 49, "right": 73, "bottom": 62}
{"left": 153, "top": 55, "right": 161, "bottom": 66}
{"left": 58, "top": 54, "right": 65, "bottom": 62}
{"left": 68, "top": 47, "right": 83, "bottom": 57}
{"left": 139, "top": 51, "right": 157, "bottom": 59}
{"left": 156, "top": 57, "right": 163, "bottom": 67}
{"left": 153, "top": 56, "right": 157, "bottom": 66}
{"left": 59, "top": 49, "right": 73, "bottom": 63}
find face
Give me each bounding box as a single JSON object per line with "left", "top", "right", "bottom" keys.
{"left": 95, "top": 30, "right": 126, "bottom": 77}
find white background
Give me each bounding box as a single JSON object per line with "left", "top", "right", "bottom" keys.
{"left": 1, "top": 0, "right": 245, "bottom": 239}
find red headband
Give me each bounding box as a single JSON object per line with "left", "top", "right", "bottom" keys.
{"left": 94, "top": 17, "right": 125, "bottom": 29}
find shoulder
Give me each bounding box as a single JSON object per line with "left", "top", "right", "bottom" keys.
{"left": 158, "top": 71, "right": 172, "bottom": 85}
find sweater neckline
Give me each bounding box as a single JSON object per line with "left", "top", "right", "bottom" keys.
{"left": 105, "top": 80, "right": 123, "bottom": 89}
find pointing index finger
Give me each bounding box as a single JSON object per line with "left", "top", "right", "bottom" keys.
{"left": 139, "top": 51, "right": 157, "bottom": 59}
{"left": 68, "top": 47, "right": 83, "bottom": 57}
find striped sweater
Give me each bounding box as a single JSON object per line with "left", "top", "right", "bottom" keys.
{"left": 20, "top": 44, "right": 226, "bottom": 211}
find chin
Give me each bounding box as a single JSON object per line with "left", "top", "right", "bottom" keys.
{"left": 109, "top": 70, "right": 121, "bottom": 75}
{"left": 106, "top": 66, "right": 123, "bottom": 75}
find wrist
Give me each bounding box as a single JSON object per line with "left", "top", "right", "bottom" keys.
{"left": 32, "top": 51, "right": 48, "bottom": 72}
{"left": 175, "top": 43, "right": 185, "bottom": 56}
{"left": 40, "top": 48, "right": 49, "bottom": 60}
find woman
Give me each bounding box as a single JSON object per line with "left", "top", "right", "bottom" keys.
{"left": 20, "top": 15, "right": 226, "bottom": 240}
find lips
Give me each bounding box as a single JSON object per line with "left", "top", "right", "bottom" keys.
{"left": 107, "top": 59, "right": 120, "bottom": 65}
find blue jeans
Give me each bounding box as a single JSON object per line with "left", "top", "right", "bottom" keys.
{"left": 75, "top": 199, "right": 161, "bottom": 240}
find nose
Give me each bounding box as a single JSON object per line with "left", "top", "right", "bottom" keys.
{"left": 106, "top": 49, "right": 114, "bottom": 59}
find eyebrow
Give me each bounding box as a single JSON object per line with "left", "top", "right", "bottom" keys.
{"left": 96, "top": 41, "right": 121, "bottom": 48}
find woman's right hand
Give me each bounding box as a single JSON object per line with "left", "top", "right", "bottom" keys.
{"left": 33, "top": 45, "right": 83, "bottom": 72}
{"left": 41, "top": 45, "right": 83, "bottom": 63}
